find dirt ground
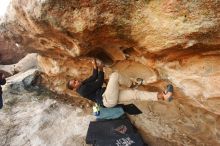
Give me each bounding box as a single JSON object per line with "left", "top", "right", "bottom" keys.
{"left": 0, "top": 87, "right": 94, "bottom": 146}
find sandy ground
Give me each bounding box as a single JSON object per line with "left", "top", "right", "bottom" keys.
{"left": 0, "top": 87, "right": 94, "bottom": 146}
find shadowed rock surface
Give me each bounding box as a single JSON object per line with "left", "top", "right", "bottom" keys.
{"left": 0, "top": 36, "right": 26, "bottom": 64}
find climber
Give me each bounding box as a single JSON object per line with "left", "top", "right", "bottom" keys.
{"left": 67, "top": 59, "right": 105, "bottom": 106}
{"left": 0, "top": 73, "right": 6, "bottom": 109}
{"left": 67, "top": 59, "right": 174, "bottom": 107}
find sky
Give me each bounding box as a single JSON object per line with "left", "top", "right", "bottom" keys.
{"left": 0, "top": 0, "right": 11, "bottom": 17}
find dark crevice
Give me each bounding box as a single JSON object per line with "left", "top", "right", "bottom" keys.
{"left": 122, "top": 47, "right": 134, "bottom": 55}
{"left": 86, "top": 49, "right": 114, "bottom": 66}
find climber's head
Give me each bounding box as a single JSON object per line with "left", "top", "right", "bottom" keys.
{"left": 67, "top": 79, "right": 81, "bottom": 90}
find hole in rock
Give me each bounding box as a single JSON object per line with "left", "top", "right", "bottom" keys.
{"left": 39, "top": 39, "right": 48, "bottom": 45}
{"left": 122, "top": 47, "right": 134, "bottom": 55}
{"left": 12, "top": 35, "right": 23, "bottom": 44}
{"left": 121, "top": 47, "right": 139, "bottom": 57}
{"left": 87, "top": 49, "right": 114, "bottom": 66}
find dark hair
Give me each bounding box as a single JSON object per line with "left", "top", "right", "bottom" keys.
{"left": 66, "top": 80, "right": 74, "bottom": 90}
{"left": 0, "top": 73, "right": 3, "bottom": 79}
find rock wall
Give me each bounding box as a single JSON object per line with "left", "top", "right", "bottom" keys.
{"left": 1, "top": 0, "right": 220, "bottom": 145}
{"left": 0, "top": 36, "right": 26, "bottom": 64}
{"left": 1, "top": 0, "right": 219, "bottom": 58}
{"left": 0, "top": 53, "right": 38, "bottom": 77}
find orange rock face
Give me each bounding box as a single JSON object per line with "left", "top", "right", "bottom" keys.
{"left": 1, "top": 0, "right": 220, "bottom": 145}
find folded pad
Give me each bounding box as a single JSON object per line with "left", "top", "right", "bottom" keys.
{"left": 94, "top": 133, "right": 145, "bottom": 146}
{"left": 118, "top": 104, "right": 142, "bottom": 115}
{"left": 86, "top": 119, "right": 135, "bottom": 144}
{"left": 96, "top": 107, "right": 125, "bottom": 120}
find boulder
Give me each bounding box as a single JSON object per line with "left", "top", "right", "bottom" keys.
{"left": 0, "top": 0, "right": 220, "bottom": 145}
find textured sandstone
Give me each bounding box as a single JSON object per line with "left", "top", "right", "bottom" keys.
{"left": 0, "top": 36, "right": 26, "bottom": 64}
{"left": 0, "top": 53, "right": 38, "bottom": 76}
{"left": 0, "top": 0, "right": 220, "bottom": 145}
{"left": 1, "top": 0, "right": 219, "bottom": 58}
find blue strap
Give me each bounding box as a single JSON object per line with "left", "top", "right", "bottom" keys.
{"left": 167, "top": 84, "right": 173, "bottom": 92}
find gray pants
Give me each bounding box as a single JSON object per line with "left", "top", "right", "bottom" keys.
{"left": 102, "top": 72, "right": 158, "bottom": 108}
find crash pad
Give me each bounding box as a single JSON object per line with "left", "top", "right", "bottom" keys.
{"left": 86, "top": 118, "right": 135, "bottom": 144}
{"left": 93, "top": 133, "right": 145, "bottom": 146}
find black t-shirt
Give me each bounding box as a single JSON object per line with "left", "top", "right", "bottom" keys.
{"left": 76, "top": 69, "right": 105, "bottom": 105}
